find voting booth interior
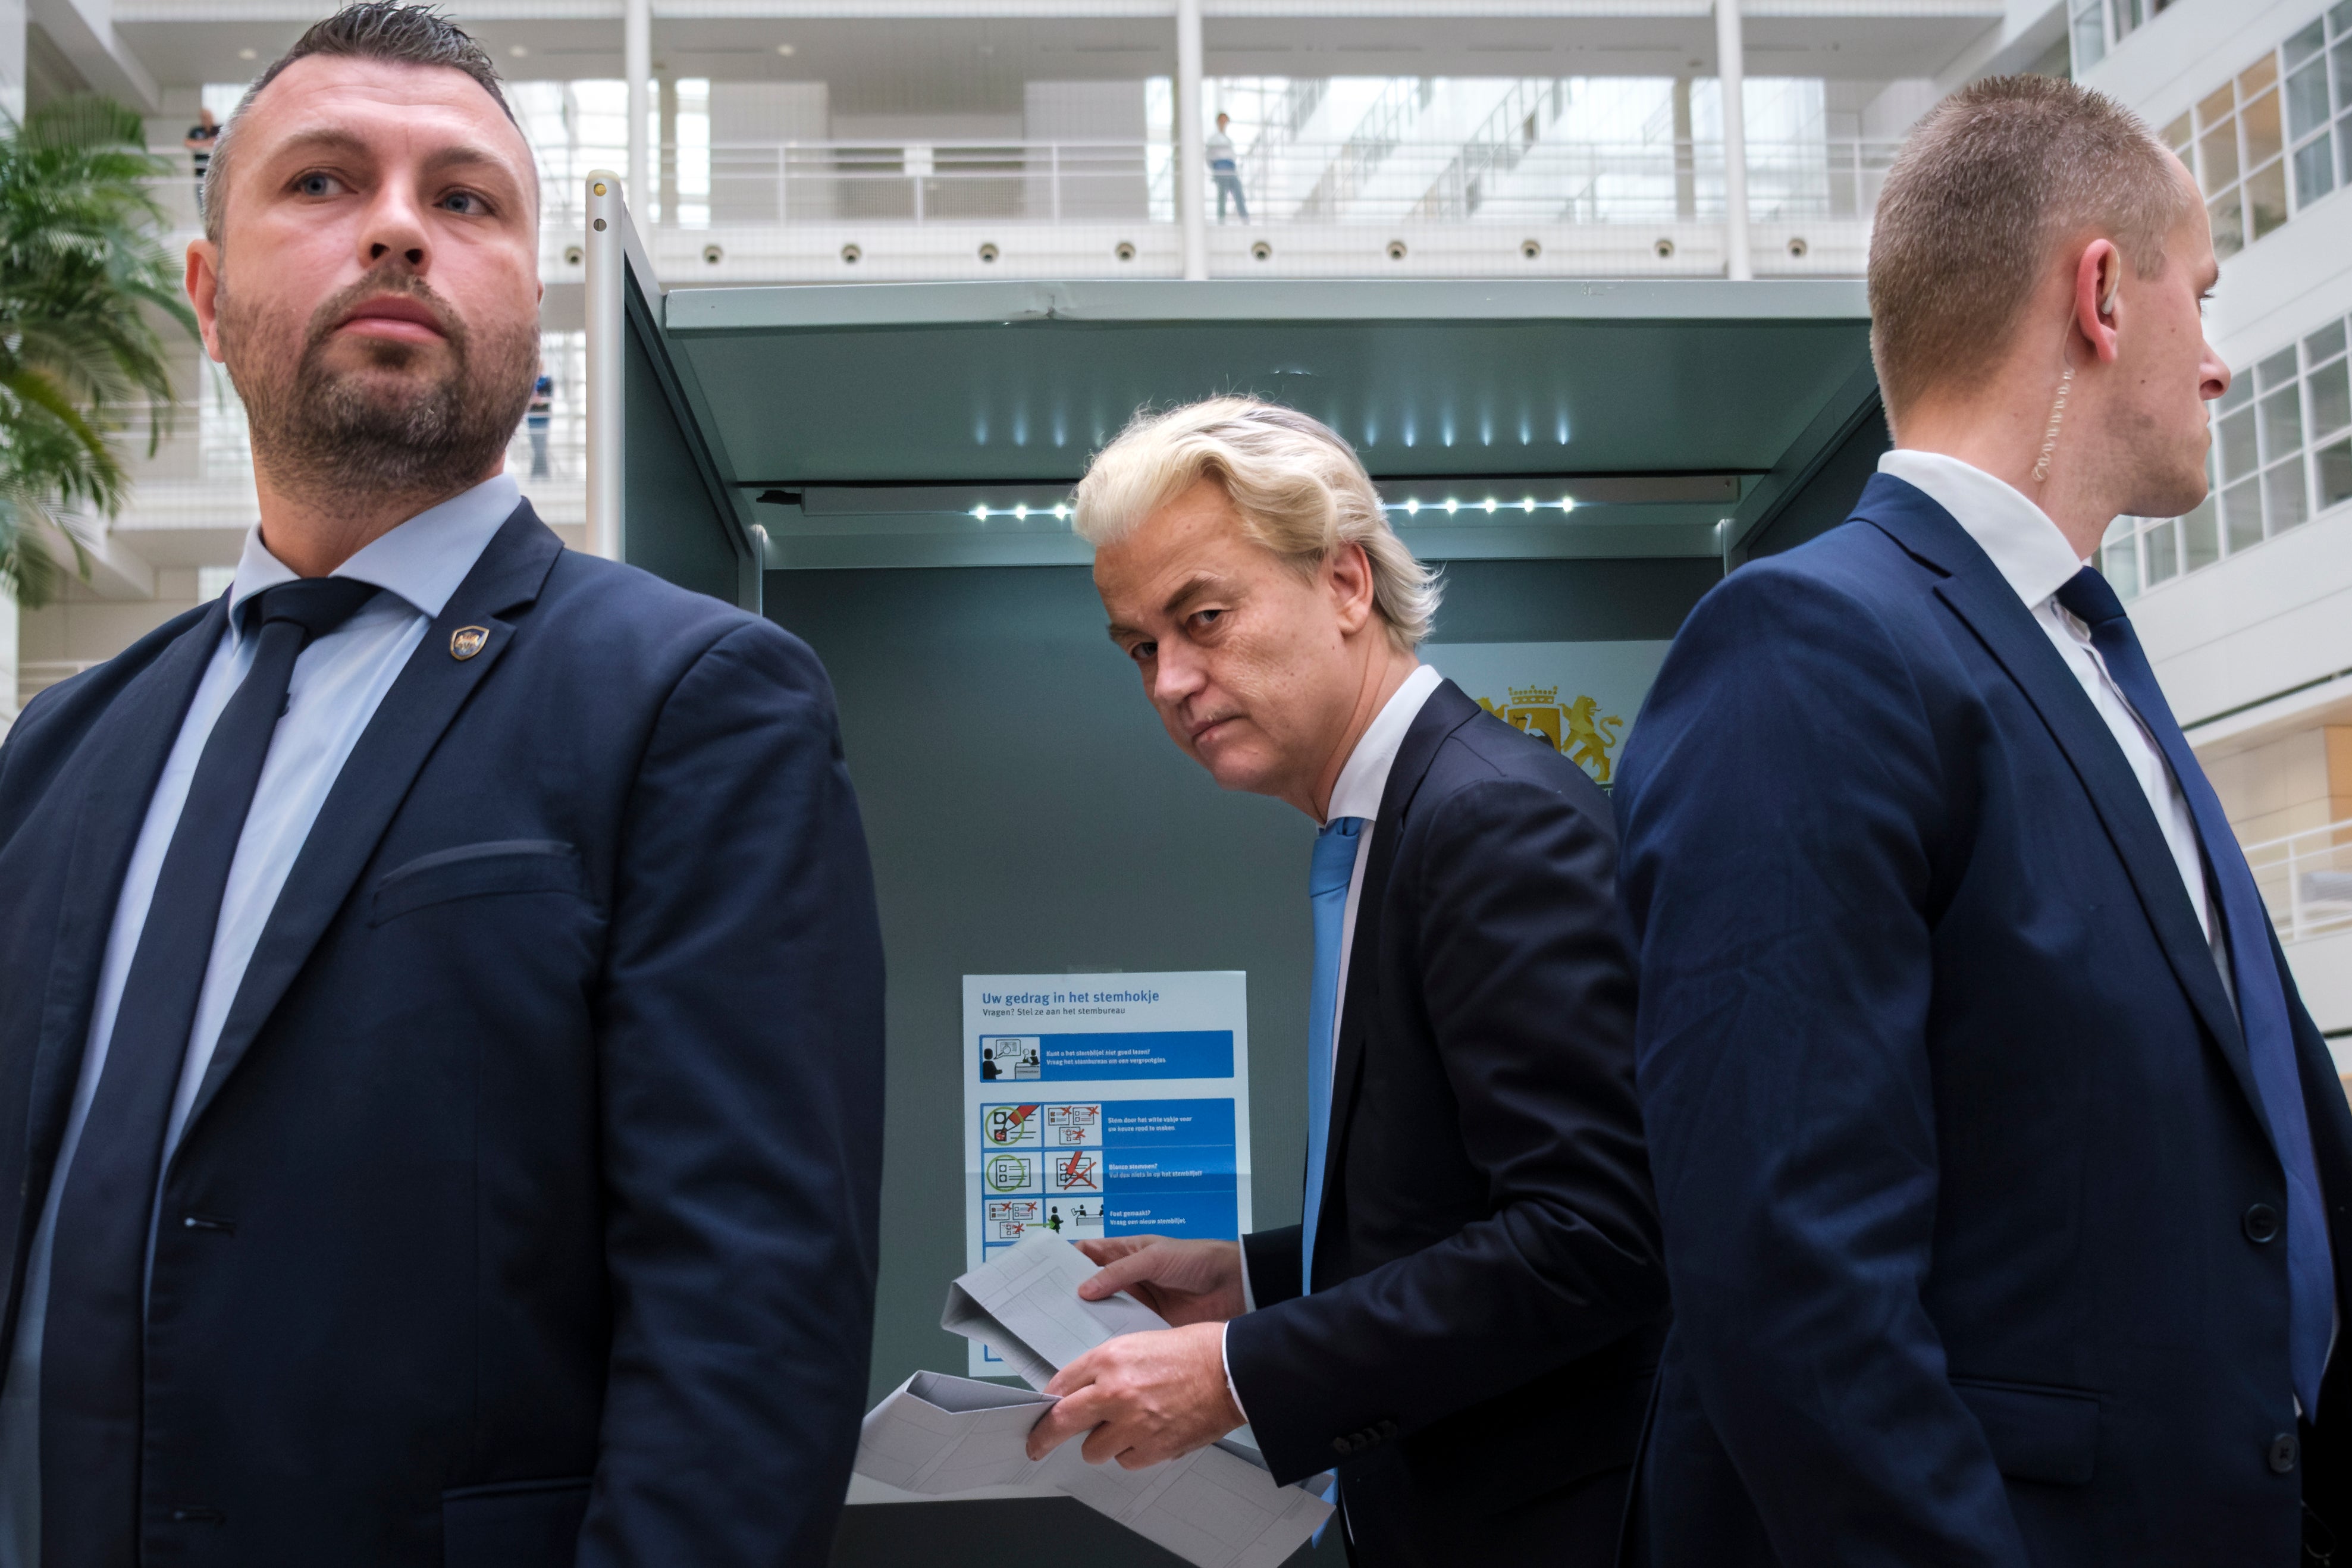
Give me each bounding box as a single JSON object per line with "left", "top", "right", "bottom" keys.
{"left": 604, "top": 271, "right": 1883, "bottom": 1566}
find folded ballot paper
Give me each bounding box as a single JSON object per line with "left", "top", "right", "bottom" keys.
{"left": 854, "top": 1234, "right": 1332, "bottom": 1568}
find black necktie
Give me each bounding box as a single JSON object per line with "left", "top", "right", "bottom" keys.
{"left": 2055, "top": 567, "right": 2332, "bottom": 1416}
{"left": 41, "top": 577, "right": 380, "bottom": 1567}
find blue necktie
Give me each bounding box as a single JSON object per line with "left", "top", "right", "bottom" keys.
{"left": 42, "top": 578, "right": 379, "bottom": 1567}
{"left": 2057, "top": 567, "right": 2332, "bottom": 1416}
{"left": 1302, "top": 817, "right": 1363, "bottom": 1296}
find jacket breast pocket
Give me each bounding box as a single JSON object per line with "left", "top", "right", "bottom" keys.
{"left": 1950, "top": 1376, "right": 2100, "bottom": 1486}
{"left": 442, "top": 1477, "right": 589, "bottom": 1568}
{"left": 371, "top": 840, "right": 586, "bottom": 927}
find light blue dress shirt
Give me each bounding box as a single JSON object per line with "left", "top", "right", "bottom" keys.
{"left": 0, "top": 473, "right": 521, "bottom": 1567}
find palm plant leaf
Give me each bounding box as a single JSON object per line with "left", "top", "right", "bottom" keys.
{"left": 0, "top": 93, "right": 196, "bottom": 606}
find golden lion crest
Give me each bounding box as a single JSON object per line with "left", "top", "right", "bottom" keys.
{"left": 1476, "top": 688, "right": 1626, "bottom": 783}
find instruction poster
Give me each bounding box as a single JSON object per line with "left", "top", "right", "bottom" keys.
{"left": 963, "top": 971, "right": 1252, "bottom": 1378}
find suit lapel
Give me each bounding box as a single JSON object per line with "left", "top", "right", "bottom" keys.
{"left": 1309, "top": 679, "right": 1481, "bottom": 1282}
{"left": 25, "top": 602, "right": 225, "bottom": 1179}
{"left": 174, "top": 505, "right": 563, "bottom": 1147}
{"left": 1862, "top": 478, "right": 2260, "bottom": 1119}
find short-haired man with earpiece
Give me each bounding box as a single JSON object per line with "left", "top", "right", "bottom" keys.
{"left": 1018, "top": 398, "right": 1669, "bottom": 1566}
{"left": 1616, "top": 76, "right": 2351, "bottom": 1561}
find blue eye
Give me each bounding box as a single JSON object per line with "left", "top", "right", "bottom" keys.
{"left": 296, "top": 172, "right": 338, "bottom": 196}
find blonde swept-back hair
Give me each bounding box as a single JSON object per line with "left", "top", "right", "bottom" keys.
{"left": 1074, "top": 397, "right": 1441, "bottom": 650}
{"left": 1868, "top": 74, "right": 2191, "bottom": 423}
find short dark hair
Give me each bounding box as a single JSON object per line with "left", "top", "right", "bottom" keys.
{"left": 203, "top": 4, "right": 523, "bottom": 244}
{"left": 1868, "top": 75, "right": 2189, "bottom": 423}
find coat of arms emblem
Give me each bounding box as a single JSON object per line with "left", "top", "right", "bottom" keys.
{"left": 1476, "top": 683, "right": 1626, "bottom": 784}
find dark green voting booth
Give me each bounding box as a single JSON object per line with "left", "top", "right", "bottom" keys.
{"left": 599, "top": 271, "right": 1884, "bottom": 1566}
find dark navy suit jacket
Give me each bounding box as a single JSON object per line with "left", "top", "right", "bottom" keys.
{"left": 1615, "top": 474, "right": 2352, "bottom": 1565}
{"left": 1224, "top": 680, "right": 1668, "bottom": 1565}
{"left": 0, "top": 504, "right": 886, "bottom": 1567}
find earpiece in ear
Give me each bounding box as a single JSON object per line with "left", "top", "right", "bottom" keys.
{"left": 2100, "top": 272, "right": 2119, "bottom": 318}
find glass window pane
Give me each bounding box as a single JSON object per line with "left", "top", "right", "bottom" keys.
{"left": 2244, "top": 89, "right": 2284, "bottom": 168}
{"left": 2179, "top": 495, "right": 2221, "bottom": 570}
{"left": 2296, "top": 138, "right": 2338, "bottom": 207}
{"left": 2201, "top": 122, "right": 2241, "bottom": 189}
{"left": 2163, "top": 112, "right": 2191, "bottom": 155}
{"left": 2199, "top": 84, "right": 2237, "bottom": 131}
{"left": 2103, "top": 535, "right": 2141, "bottom": 600}
{"left": 2259, "top": 347, "right": 2300, "bottom": 388}
{"left": 2266, "top": 460, "right": 2310, "bottom": 529}
{"left": 2241, "top": 55, "right": 2279, "bottom": 98}
{"left": 2262, "top": 384, "right": 2305, "bottom": 459}
{"left": 2335, "top": 0, "right": 2352, "bottom": 33}
{"left": 2317, "top": 437, "right": 2352, "bottom": 513}
{"left": 2338, "top": 39, "right": 2352, "bottom": 111}
{"left": 2311, "top": 358, "right": 2352, "bottom": 438}
{"left": 2221, "top": 404, "right": 2261, "bottom": 479}
{"left": 2223, "top": 475, "right": 2265, "bottom": 549}
{"left": 2073, "top": 11, "right": 2106, "bottom": 72}
{"left": 2210, "top": 189, "right": 2245, "bottom": 257}
{"left": 2145, "top": 518, "right": 2179, "bottom": 583}
{"left": 2289, "top": 20, "right": 2328, "bottom": 68}
{"left": 2220, "top": 372, "right": 2256, "bottom": 412}
{"left": 2309, "top": 319, "right": 2349, "bottom": 364}
{"left": 2290, "top": 62, "right": 2334, "bottom": 141}
{"left": 2247, "top": 161, "right": 2290, "bottom": 239}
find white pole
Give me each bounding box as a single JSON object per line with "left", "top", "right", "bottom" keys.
{"left": 585, "top": 171, "right": 625, "bottom": 562}
{"left": 625, "top": 0, "right": 651, "bottom": 215}
{"left": 1175, "top": 0, "right": 1208, "bottom": 281}
{"left": 1716, "top": 0, "right": 1752, "bottom": 281}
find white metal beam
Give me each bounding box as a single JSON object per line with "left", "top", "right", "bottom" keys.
{"left": 626, "top": 0, "right": 651, "bottom": 212}
{"left": 1175, "top": 0, "right": 1206, "bottom": 281}
{"left": 1716, "top": 0, "right": 1752, "bottom": 281}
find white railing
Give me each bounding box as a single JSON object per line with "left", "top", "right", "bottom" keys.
{"left": 2247, "top": 817, "right": 2352, "bottom": 945}
{"left": 105, "top": 396, "right": 585, "bottom": 488}
{"left": 524, "top": 137, "right": 1899, "bottom": 231}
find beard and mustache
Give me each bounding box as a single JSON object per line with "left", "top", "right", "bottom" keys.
{"left": 217, "top": 262, "right": 539, "bottom": 504}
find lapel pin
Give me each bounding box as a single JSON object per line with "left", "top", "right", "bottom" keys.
{"left": 450, "top": 626, "right": 489, "bottom": 661}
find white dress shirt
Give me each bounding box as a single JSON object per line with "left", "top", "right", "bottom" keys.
{"left": 0, "top": 474, "right": 520, "bottom": 1567}
{"left": 1224, "top": 662, "right": 1444, "bottom": 1418}
{"left": 1877, "top": 451, "right": 2218, "bottom": 957}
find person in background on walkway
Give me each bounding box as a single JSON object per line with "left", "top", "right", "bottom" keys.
{"left": 0, "top": 8, "right": 885, "bottom": 1566}
{"left": 1024, "top": 397, "right": 1666, "bottom": 1566}
{"left": 1209, "top": 112, "right": 1248, "bottom": 224}
{"left": 184, "top": 106, "right": 218, "bottom": 209}
{"left": 1616, "top": 74, "right": 2349, "bottom": 1564}
{"left": 528, "top": 369, "right": 552, "bottom": 478}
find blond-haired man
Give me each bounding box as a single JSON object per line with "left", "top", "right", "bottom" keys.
{"left": 1617, "top": 76, "right": 2350, "bottom": 1561}
{"left": 1020, "top": 397, "right": 1668, "bottom": 1565}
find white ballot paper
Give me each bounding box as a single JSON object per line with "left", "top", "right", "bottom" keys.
{"left": 855, "top": 1234, "right": 1332, "bottom": 1568}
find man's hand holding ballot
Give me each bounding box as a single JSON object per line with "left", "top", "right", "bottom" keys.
{"left": 1024, "top": 1237, "right": 1247, "bottom": 1469}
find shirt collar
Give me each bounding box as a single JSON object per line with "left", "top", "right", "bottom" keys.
{"left": 223, "top": 473, "right": 522, "bottom": 640}
{"left": 1325, "top": 663, "right": 1445, "bottom": 826}
{"left": 1877, "top": 450, "right": 2093, "bottom": 610}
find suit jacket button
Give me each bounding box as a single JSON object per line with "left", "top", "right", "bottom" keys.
{"left": 2269, "top": 1433, "right": 2298, "bottom": 1473}
{"left": 2244, "top": 1204, "right": 2282, "bottom": 1244}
